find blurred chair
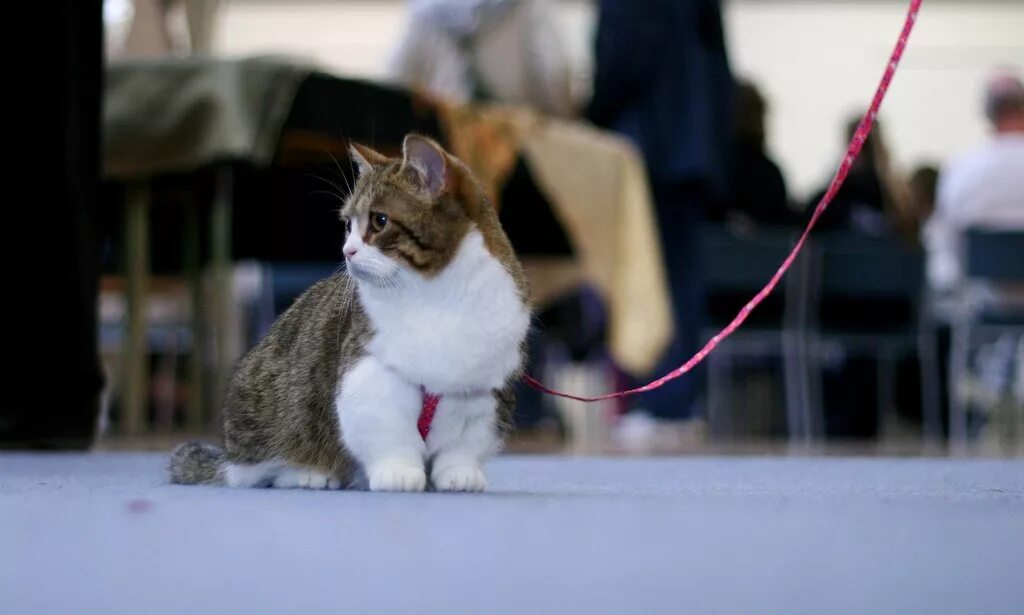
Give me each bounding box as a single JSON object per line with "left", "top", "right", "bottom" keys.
{"left": 98, "top": 276, "right": 193, "bottom": 434}
{"left": 949, "top": 229, "right": 1024, "bottom": 450}
{"left": 699, "top": 224, "right": 819, "bottom": 442}
{"left": 809, "top": 232, "right": 939, "bottom": 442}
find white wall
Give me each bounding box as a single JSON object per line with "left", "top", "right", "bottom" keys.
{"left": 216, "top": 2, "right": 406, "bottom": 77}
{"left": 216, "top": 0, "right": 1024, "bottom": 200}
{"left": 725, "top": 1, "right": 1024, "bottom": 199}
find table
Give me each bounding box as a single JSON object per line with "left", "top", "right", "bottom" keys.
{"left": 104, "top": 59, "right": 672, "bottom": 435}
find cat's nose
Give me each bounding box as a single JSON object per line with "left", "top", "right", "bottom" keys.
{"left": 344, "top": 246, "right": 358, "bottom": 259}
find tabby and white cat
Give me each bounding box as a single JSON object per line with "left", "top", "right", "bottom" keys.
{"left": 169, "top": 134, "right": 530, "bottom": 492}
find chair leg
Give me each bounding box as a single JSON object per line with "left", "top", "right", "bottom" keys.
{"left": 708, "top": 349, "right": 736, "bottom": 440}
{"left": 876, "top": 347, "right": 897, "bottom": 441}
{"left": 790, "top": 243, "right": 821, "bottom": 443}
{"left": 949, "top": 321, "right": 972, "bottom": 453}
{"left": 918, "top": 317, "right": 943, "bottom": 444}
{"left": 996, "top": 331, "right": 1024, "bottom": 453}
{"left": 783, "top": 330, "right": 810, "bottom": 443}
{"left": 707, "top": 352, "right": 725, "bottom": 439}
{"left": 800, "top": 332, "right": 823, "bottom": 440}
{"left": 1015, "top": 336, "right": 1024, "bottom": 449}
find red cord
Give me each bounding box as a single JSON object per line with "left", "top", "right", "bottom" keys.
{"left": 523, "top": 0, "right": 924, "bottom": 403}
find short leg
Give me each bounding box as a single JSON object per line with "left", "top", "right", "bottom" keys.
{"left": 426, "top": 392, "right": 501, "bottom": 492}
{"left": 337, "top": 356, "right": 427, "bottom": 492}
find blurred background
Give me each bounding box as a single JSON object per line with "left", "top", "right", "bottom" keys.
{"left": 6, "top": 0, "right": 1023, "bottom": 456}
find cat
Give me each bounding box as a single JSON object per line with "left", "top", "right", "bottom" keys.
{"left": 169, "top": 134, "right": 531, "bottom": 492}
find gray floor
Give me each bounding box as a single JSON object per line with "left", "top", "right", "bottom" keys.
{"left": 2, "top": 453, "right": 1022, "bottom": 614}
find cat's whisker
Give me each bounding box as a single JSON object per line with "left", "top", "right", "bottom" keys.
{"left": 327, "top": 150, "right": 354, "bottom": 199}
{"left": 308, "top": 189, "right": 348, "bottom": 203}
{"left": 373, "top": 271, "right": 400, "bottom": 293}
{"left": 309, "top": 171, "right": 345, "bottom": 193}
{"left": 309, "top": 173, "right": 349, "bottom": 202}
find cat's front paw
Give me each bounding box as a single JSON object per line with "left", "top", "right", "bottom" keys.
{"left": 432, "top": 464, "right": 487, "bottom": 492}
{"left": 367, "top": 460, "right": 427, "bottom": 492}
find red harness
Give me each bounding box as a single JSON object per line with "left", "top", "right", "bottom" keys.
{"left": 418, "top": 389, "right": 441, "bottom": 440}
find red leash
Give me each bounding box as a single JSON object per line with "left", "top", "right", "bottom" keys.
{"left": 418, "top": 0, "right": 922, "bottom": 434}
{"left": 521, "top": 0, "right": 923, "bottom": 404}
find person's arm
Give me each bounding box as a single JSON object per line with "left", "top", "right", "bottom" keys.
{"left": 924, "top": 165, "right": 961, "bottom": 291}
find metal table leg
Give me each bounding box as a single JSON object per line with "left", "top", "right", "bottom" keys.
{"left": 122, "top": 182, "right": 150, "bottom": 435}
{"left": 184, "top": 195, "right": 205, "bottom": 431}
{"left": 209, "top": 165, "right": 234, "bottom": 425}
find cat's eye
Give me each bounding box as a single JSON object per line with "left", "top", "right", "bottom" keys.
{"left": 343, "top": 218, "right": 352, "bottom": 234}
{"left": 370, "top": 211, "right": 388, "bottom": 232}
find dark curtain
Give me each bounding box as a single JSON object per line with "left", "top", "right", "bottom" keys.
{"left": 2, "top": 1, "right": 104, "bottom": 448}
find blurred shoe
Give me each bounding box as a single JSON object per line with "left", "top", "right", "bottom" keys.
{"left": 614, "top": 409, "right": 706, "bottom": 454}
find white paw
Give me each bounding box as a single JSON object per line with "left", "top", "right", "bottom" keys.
{"left": 271, "top": 468, "right": 339, "bottom": 490}
{"left": 367, "top": 461, "right": 426, "bottom": 492}
{"left": 432, "top": 464, "right": 487, "bottom": 492}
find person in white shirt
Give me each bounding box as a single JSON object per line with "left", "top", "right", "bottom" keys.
{"left": 387, "top": 0, "right": 575, "bottom": 117}
{"left": 925, "top": 71, "right": 1024, "bottom": 292}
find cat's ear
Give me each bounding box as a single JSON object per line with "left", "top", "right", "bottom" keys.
{"left": 349, "top": 143, "right": 388, "bottom": 176}
{"left": 401, "top": 134, "right": 448, "bottom": 199}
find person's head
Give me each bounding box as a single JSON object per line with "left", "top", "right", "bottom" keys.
{"left": 734, "top": 79, "right": 767, "bottom": 145}
{"left": 984, "top": 70, "right": 1024, "bottom": 133}
{"left": 845, "top": 115, "right": 886, "bottom": 169}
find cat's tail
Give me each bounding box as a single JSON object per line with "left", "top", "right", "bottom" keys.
{"left": 169, "top": 442, "right": 227, "bottom": 485}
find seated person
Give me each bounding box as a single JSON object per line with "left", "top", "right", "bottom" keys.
{"left": 715, "top": 79, "right": 798, "bottom": 227}
{"left": 924, "top": 70, "right": 1024, "bottom": 293}
{"left": 808, "top": 117, "right": 910, "bottom": 235}
{"left": 387, "top": 0, "right": 574, "bottom": 116}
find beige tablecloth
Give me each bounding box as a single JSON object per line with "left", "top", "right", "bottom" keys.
{"left": 105, "top": 56, "right": 312, "bottom": 179}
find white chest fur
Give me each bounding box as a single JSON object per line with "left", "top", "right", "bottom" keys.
{"left": 356, "top": 230, "right": 529, "bottom": 394}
